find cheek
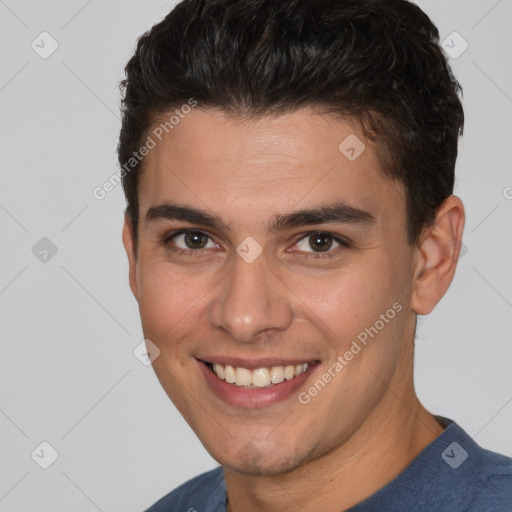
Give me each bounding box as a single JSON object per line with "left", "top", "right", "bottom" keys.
{"left": 136, "top": 260, "right": 210, "bottom": 348}
{"left": 287, "top": 259, "right": 401, "bottom": 342}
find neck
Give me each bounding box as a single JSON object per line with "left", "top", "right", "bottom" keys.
{"left": 224, "top": 386, "right": 443, "bottom": 512}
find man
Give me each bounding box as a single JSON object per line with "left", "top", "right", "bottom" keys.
{"left": 119, "top": 0, "right": 512, "bottom": 510}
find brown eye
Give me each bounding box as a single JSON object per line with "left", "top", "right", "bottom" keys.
{"left": 308, "top": 232, "right": 333, "bottom": 252}
{"left": 294, "top": 231, "right": 347, "bottom": 254}
{"left": 170, "top": 230, "right": 216, "bottom": 250}
{"left": 184, "top": 232, "right": 209, "bottom": 249}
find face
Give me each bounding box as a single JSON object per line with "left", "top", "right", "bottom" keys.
{"left": 123, "top": 107, "right": 419, "bottom": 475}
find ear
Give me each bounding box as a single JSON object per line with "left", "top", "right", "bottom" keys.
{"left": 122, "top": 214, "right": 139, "bottom": 301}
{"left": 411, "top": 195, "right": 465, "bottom": 315}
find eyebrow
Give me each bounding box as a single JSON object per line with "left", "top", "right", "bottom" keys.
{"left": 145, "top": 203, "right": 231, "bottom": 232}
{"left": 268, "top": 202, "right": 375, "bottom": 232}
{"left": 144, "top": 201, "right": 375, "bottom": 233}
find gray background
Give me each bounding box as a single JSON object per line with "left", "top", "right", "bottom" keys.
{"left": 0, "top": 0, "right": 511, "bottom": 510}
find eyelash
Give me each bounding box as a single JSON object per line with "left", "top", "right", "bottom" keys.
{"left": 161, "top": 228, "right": 351, "bottom": 260}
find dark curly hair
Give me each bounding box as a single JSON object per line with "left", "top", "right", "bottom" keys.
{"left": 118, "top": 0, "right": 464, "bottom": 249}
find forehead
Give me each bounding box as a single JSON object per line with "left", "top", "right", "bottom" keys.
{"left": 138, "top": 107, "right": 404, "bottom": 232}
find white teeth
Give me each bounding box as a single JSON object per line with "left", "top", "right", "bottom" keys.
{"left": 284, "top": 365, "right": 295, "bottom": 380}
{"left": 270, "top": 366, "right": 284, "bottom": 384}
{"left": 213, "top": 363, "right": 225, "bottom": 380}
{"left": 235, "top": 367, "right": 252, "bottom": 386}
{"left": 252, "top": 368, "right": 271, "bottom": 387}
{"left": 224, "top": 364, "right": 236, "bottom": 383}
{"left": 294, "top": 364, "right": 303, "bottom": 377}
{"left": 210, "top": 362, "right": 311, "bottom": 387}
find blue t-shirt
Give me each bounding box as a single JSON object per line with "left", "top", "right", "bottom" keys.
{"left": 145, "top": 418, "right": 512, "bottom": 511}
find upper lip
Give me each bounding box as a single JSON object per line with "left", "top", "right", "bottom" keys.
{"left": 197, "top": 356, "right": 319, "bottom": 370}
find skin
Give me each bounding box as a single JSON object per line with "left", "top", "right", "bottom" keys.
{"left": 122, "top": 107, "right": 465, "bottom": 512}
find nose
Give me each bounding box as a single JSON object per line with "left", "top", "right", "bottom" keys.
{"left": 208, "top": 249, "right": 294, "bottom": 343}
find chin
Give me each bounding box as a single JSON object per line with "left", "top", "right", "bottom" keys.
{"left": 206, "top": 438, "right": 314, "bottom": 477}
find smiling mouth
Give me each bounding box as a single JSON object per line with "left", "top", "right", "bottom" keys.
{"left": 203, "top": 361, "right": 317, "bottom": 388}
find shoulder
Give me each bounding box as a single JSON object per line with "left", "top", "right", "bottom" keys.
{"left": 349, "top": 418, "right": 512, "bottom": 512}
{"left": 144, "top": 466, "right": 226, "bottom": 512}
{"left": 427, "top": 419, "right": 512, "bottom": 511}
{"left": 465, "top": 447, "right": 512, "bottom": 511}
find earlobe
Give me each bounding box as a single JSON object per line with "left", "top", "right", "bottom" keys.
{"left": 122, "top": 214, "right": 139, "bottom": 301}
{"left": 411, "top": 195, "right": 465, "bottom": 315}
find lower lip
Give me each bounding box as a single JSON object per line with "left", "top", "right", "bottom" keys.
{"left": 197, "top": 359, "right": 319, "bottom": 409}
